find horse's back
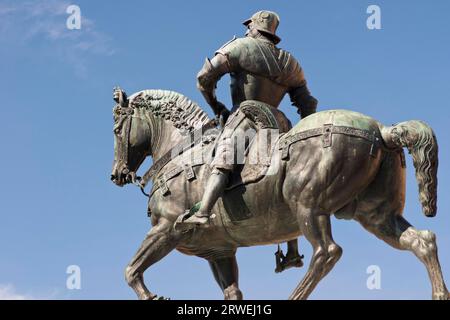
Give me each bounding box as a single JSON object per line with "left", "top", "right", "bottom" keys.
{"left": 289, "top": 109, "right": 380, "bottom": 134}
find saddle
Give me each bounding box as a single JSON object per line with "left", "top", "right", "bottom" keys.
{"left": 225, "top": 100, "right": 291, "bottom": 190}
{"left": 225, "top": 129, "right": 281, "bottom": 191}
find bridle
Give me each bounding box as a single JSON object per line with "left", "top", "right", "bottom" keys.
{"left": 115, "top": 111, "right": 132, "bottom": 169}
{"left": 114, "top": 107, "right": 150, "bottom": 197}
{"left": 114, "top": 105, "right": 219, "bottom": 199}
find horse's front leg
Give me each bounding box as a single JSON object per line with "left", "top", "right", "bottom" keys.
{"left": 125, "top": 217, "right": 180, "bottom": 300}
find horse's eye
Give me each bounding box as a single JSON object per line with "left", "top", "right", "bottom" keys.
{"left": 114, "top": 128, "right": 121, "bottom": 134}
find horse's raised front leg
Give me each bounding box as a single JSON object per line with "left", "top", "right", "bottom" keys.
{"left": 208, "top": 254, "right": 243, "bottom": 300}
{"left": 289, "top": 212, "right": 342, "bottom": 300}
{"left": 355, "top": 213, "right": 449, "bottom": 300}
{"left": 125, "top": 217, "right": 180, "bottom": 300}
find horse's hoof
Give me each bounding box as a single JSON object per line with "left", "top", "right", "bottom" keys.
{"left": 432, "top": 292, "right": 449, "bottom": 300}
{"left": 141, "top": 294, "right": 170, "bottom": 300}
{"left": 140, "top": 293, "right": 157, "bottom": 300}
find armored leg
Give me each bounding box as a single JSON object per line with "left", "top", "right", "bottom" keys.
{"left": 285, "top": 239, "right": 304, "bottom": 268}
{"left": 181, "top": 168, "right": 229, "bottom": 226}
{"left": 179, "top": 110, "right": 251, "bottom": 228}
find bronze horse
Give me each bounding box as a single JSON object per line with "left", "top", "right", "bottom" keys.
{"left": 110, "top": 88, "right": 448, "bottom": 300}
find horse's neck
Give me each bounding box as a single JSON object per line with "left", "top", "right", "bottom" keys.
{"left": 150, "top": 118, "right": 185, "bottom": 162}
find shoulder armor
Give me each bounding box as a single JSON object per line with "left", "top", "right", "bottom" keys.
{"left": 215, "top": 36, "right": 246, "bottom": 57}
{"left": 214, "top": 37, "right": 247, "bottom": 70}
{"left": 215, "top": 37, "right": 306, "bottom": 87}
{"left": 217, "top": 36, "right": 237, "bottom": 52}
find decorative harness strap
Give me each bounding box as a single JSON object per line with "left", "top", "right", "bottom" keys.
{"left": 279, "top": 124, "right": 380, "bottom": 160}
{"left": 139, "top": 119, "right": 218, "bottom": 190}
{"left": 149, "top": 156, "right": 206, "bottom": 198}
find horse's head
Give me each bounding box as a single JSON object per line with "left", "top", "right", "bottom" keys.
{"left": 110, "top": 87, "right": 212, "bottom": 187}
{"left": 111, "top": 87, "right": 151, "bottom": 186}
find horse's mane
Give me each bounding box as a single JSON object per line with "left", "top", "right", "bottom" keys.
{"left": 128, "top": 89, "right": 210, "bottom": 132}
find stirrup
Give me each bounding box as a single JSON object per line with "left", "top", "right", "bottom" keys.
{"left": 174, "top": 202, "right": 215, "bottom": 232}
{"left": 182, "top": 213, "right": 210, "bottom": 225}
{"left": 274, "top": 245, "right": 304, "bottom": 273}
{"left": 174, "top": 211, "right": 193, "bottom": 232}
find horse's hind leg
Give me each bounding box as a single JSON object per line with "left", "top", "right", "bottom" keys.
{"left": 289, "top": 211, "right": 342, "bottom": 300}
{"left": 125, "top": 218, "right": 180, "bottom": 300}
{"left": 208, "top": 253, "right": 243, "bottom": 300}
{"left": 355, "top": 212, "right": 449, "bottom": 300}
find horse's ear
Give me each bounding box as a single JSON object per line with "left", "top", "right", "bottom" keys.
{"left": 113, "top": 86, "right": 128, "bottom": 108}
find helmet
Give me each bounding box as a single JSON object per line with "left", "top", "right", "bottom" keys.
{"left": 243, "top": 10, "right": 281, "bottom": 44}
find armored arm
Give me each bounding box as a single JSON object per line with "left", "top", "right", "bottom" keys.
{"left": 289, "top": 82, "right": 318, "bottom": 119}
{"left": 196, "top": 53, "right": 230, "bottom": 116}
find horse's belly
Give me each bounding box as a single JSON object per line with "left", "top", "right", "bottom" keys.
{"left": 217, "top": 176, "right": 301, "bottom": 246}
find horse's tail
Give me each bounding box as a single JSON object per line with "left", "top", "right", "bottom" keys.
{"left": 380, "top": 120, "right": 438, "bottom": 217}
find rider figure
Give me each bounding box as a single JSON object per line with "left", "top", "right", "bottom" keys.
{"left": 181, "top": 11, "right": 318, "bottom": 271}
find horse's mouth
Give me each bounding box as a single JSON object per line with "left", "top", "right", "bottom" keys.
{"left": 111, "top": 173, "right": 126, "bottom": 186}
{"left": 111, "top": 167, "right": 129, "bottom": 187}
{"left": 111, "top": 170, "right": 137, "bottom": 187}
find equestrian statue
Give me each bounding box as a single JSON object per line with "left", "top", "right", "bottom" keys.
{"left": 110, "top": 11, "right": 448, "bottom": 300}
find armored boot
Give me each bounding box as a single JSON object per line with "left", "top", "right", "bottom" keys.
{"left": 180, "top": 169, "right": 229, "bottom": 227}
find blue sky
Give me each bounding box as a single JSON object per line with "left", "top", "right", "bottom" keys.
{"left": 0, "top": 0, "right": 449, "bottom": 299}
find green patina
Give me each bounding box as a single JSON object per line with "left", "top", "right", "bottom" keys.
{"left": 288, "top": 109, "right": 380, "bottom": 136}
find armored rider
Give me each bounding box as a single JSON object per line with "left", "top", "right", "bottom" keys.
{"left": 181, "top": 11, "right": 318, "bottom": 271}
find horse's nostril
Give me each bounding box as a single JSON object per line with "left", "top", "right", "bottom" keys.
{"left": 110, "top": 174, "right": 116, "bottom": 181}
